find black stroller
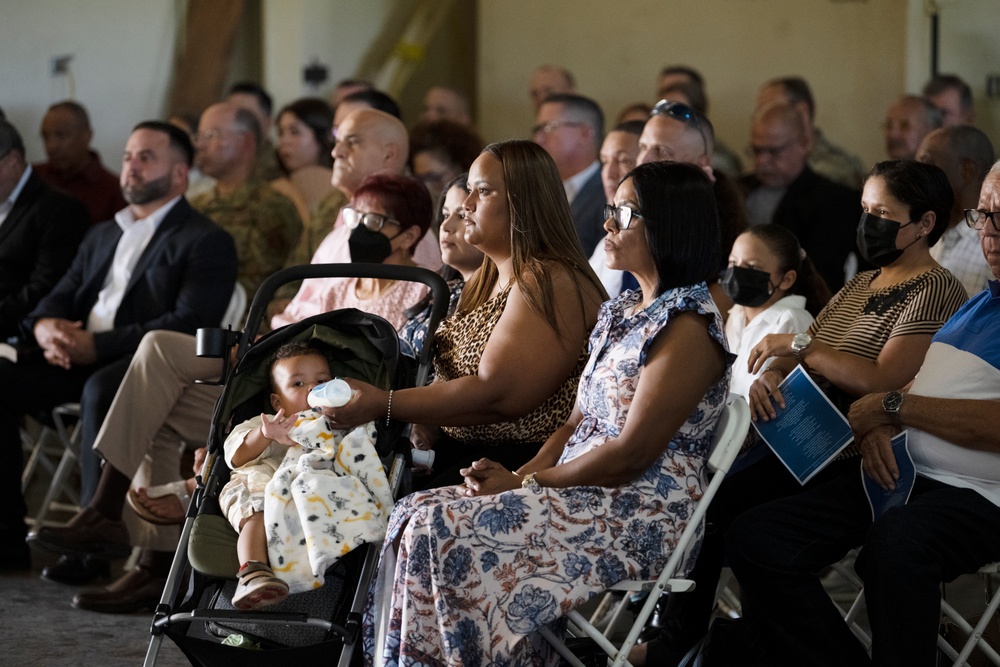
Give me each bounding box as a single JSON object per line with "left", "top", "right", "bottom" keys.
{"left": 143, "top": 264, "right": 449, "bottom": 667}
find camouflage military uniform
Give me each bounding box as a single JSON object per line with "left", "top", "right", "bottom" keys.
{"left": 255, "top": 139, "right": 283, "bottom": 182}
{"left": 191, "top": 177, "right": 302, "bottom": 298}
{"left": 809, "top": 128, "right": 867, "bottom": 189}
{"left": 272, "top": 188, "right": 349, "bottom": 303}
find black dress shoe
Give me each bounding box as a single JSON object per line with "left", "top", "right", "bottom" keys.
{"left": 27, "top": 507, "right": 130, "bottom": 559}
{"left": 73, "top": 567, "right": 166, "bottom": 614}
{"left": 41, "top": 554, "right": 111, "bottom": 585}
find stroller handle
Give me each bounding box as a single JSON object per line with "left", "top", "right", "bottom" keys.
{"left": 242, "top": 263, "right": 451, "bottom": 372}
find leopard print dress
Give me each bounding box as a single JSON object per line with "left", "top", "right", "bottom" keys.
{"left": 432, "top": 285, "right": 586, "bottom": 445}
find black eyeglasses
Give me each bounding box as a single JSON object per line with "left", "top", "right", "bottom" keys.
{"left": 964, "top": 209, "right": 1000, "bottom": 233}
{"left": 343, "top": 207, "right": 401, "bottom": 232}
{"left": 651, "top": 99, "right": 709, "bottom": 156}
{"left": 604, "top": 204, "right": 644, "bottom": 231}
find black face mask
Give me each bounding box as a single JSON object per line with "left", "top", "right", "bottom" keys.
{"left": 349, "top": 225, "right": 395, "bottom": 264}
{"left": 856, "top": 212, "right": 916, "bottom": 267}
{"left": 720, "top": 265, "right": 775, "bottom": 307}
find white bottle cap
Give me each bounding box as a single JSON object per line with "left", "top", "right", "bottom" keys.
{"left": 308, "top": 378, "right": 353, "bottom": 408}
{"left": 411, "top": 449, "right": 435, "bottom": 468}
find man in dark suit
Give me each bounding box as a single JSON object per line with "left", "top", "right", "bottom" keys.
{"left": 1, "top": 120, "right": 238, "bottom": 572}
{"left": 0, "top": 120, "right": 90, "bottom": 338}
{"left": 533, "top": 93, "right": 606, "bottom": 255}
{"left": 741, "top": 102, "right": 860, "bottom": 291}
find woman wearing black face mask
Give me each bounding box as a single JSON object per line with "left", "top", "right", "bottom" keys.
{"left": 746, "top": 160, "right": 967, "bottom": 419}
{"left": 720, "top": 224, "right": 831, "bottom": 398}
{"left": 272, "top": 172, "right": 434, "bottom": 330}
{"left": 640, "top": 160, "right": 968, "bottom": 667}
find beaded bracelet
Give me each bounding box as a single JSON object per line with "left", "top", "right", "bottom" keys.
{"left": 386, "top": 389, "right": 393, "bottom": 426}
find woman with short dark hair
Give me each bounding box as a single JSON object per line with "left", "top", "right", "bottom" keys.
{"left": 354, "top": 160, "right": 733, "bottom": 667}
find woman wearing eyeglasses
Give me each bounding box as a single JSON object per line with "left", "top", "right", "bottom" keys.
{"left": 344, "top": 160, "right": 731, "bottom": 667}
{"left": 271, "top": 173, "right": 433, "bottom": 330}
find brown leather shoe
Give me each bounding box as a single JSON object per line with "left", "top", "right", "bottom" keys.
{"left": 27, "top": 507, "right": 131, "bottom": 559}
{"left": 72, "top": 567, "right": 166, "bottom": 614}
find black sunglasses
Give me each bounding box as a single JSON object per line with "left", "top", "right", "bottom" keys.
{"left": 651, "top": 99, "right": 709, "bottom": 156}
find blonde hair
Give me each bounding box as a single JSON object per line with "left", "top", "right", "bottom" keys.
{"left": 459, "top": 140, "right": 606, "bottom": 338}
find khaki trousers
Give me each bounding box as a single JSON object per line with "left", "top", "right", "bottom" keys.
{"left": 94, "top": 330, "right": 222, "bottom": 551}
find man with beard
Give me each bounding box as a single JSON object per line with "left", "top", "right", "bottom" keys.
{"left": 19, "top": 110, "right": 438, "bottom": 608}
{"left": 1, "top": 120, "right": 237, "bottom": 573}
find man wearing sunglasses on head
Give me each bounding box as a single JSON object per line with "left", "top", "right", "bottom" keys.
{"left": 636, "top": 100, "right": 749, "bottom": 317}
{"left": 740, "top": 102, "right": 859, "bottom": 291}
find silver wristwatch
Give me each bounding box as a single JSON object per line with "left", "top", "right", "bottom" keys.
{"left": 790, "top": 333, "right": 812, "bottom": 362}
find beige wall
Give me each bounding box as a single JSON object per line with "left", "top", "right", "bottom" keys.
{"left": 2, "top": 1, "right": 995, "bottom": 174}
{"left": 478, "top": 0, "right": 911, "bottom": 171}
{"left": 905, "top": 0, "right": 1000, "bottom": 148}
{"left": 0, "top": 0, "right": 182, "bottom": 166}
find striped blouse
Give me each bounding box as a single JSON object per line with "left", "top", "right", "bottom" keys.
{"left": 807, "top": 266, "right": 968, "bottom": 412}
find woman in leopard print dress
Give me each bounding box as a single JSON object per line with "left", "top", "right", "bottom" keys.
{"left": 328, "top": 140, "right": 608, "bottom": 482}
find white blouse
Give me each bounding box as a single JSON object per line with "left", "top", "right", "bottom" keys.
{"left": 725, "top": 294, "right": 814, "bottom": 398}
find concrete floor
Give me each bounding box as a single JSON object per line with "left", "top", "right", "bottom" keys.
{"left": 0, "top": 553, "right": 190, "bottom": 667}
{"left": 6, "top": 441, "right": 190, "bottom": 667}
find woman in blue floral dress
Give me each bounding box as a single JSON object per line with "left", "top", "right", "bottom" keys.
{"left": 359, "top": 161, "right": 734, "bottom": 667}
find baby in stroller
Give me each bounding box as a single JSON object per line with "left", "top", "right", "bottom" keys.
{"left": 221, "top": 340, "right": 333, "bottom": 610}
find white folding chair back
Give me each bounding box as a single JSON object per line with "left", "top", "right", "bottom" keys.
{"left": 219, "top": 282, "right": 247, "bottom": 330}
{"left": 540, "top": 397, "right": 752, "bottom": 667}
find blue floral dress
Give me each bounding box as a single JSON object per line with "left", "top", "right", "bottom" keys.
{"left": 366, "top": 283, "right": 732, "bottom": 667}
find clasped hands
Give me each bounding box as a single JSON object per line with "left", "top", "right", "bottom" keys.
{"left": 847, "top": 393, "right": 901, "bottom": 492}
{"left": 460, "top": 458, "right": 522, "bottom": 497}
{"left": 32, "top": 318, "right": 97, "bottom": 369}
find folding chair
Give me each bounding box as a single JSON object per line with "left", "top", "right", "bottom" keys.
{"left": 540, "top": 396, "right": 752, "bottom": 667}
{"left": 939, "top": 562, "right": 1000, "bottom": 666}
{"left": 840, "top": 555, "right": 1000, "bottom": 665}
{"left": 23, "top": 403, "right": 83, "bottom": 528}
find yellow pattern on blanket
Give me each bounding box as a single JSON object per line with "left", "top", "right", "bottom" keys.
{"left": 264, "top": 410, "right": 392, "bottom": 594}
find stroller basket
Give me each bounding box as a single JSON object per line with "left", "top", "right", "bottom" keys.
{"left": 144, "top": 263, "right": 449, "bottom": 667}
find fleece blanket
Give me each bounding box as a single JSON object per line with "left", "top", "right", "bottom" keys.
{"left": 264, "top": 411, "right": 393, "bottom": 594}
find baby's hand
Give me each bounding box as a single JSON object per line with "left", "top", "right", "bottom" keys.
{"left": 260, "top": 409, "right": 298, "bottom": 447}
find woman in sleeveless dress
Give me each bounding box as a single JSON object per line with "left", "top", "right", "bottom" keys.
{"left": 328, "top": 161, "right": 732, "bottom": 666}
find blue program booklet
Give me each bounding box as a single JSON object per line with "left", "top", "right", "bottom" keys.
{"left": 752, "top": 364, "right": 854, "bottom": 485}
{"left": 862, "top": 431, "right": 915, "bottom": 520}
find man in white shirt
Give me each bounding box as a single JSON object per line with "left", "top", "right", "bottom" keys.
{"left": 916, "top": 125, "right": 995, "bottom": 297}
{"left": 3, "top": 121, "right": 237, "bottom": 574}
